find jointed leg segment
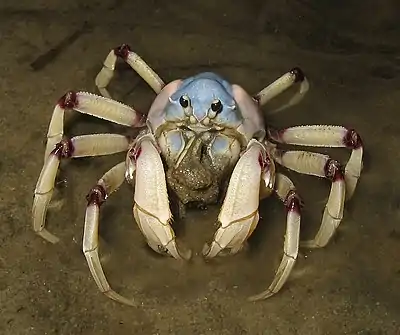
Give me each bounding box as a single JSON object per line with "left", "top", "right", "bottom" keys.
{"left": 249, "top": 173, "right": 301, "bottom": 301}
{"left": 269, "top": 124, "right": 363, "bottom": 248}
{"left": 35, "top": 86, "right": 147, "bottom": 243}
{"left": 272, "top": 150, "right": 346, "bottom": 248}
{"left": 33, "top": 134, "right": 130, "bottom": 243}
{"left": 254, "top": 67, "right": 310, "bottom": 113}
{"left": 268, "top": 125, "right": 363, "bottom": 200}
{"left": 84, "top": 161, "right": 136, "bottom": 306}
{"left": 95, "top": 44, "right": 165, "bottom": 98}
{"left": 45, "top": 91, "right": 145, "bottom": 159}
{"left": 202, "top": 140, "right": 302, "bottom": 300}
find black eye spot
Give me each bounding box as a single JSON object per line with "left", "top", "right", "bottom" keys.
{"left": 211, "top": 100, "right": 223, "bottom": 114}
{"left": 179, "top": 95, "right": 189, "bottom": 108}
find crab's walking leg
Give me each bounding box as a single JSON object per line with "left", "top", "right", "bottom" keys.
{"left": 249, "top": 173, "right": 301, "bottom": 301}
{"left": 128, "top": 135, "right": 191, "bottom": 260}
{"left": 84, "top": 161, "right": 135, "bottom": 306}
{"left": 33, "top": 134, "right": 130, "bottom": 243}
{"left": 254, "top": 68, "right": 309, "bottom": 112}
{"left": 203, "top": 139, "right": 272, "bottom": 258}
{"left": 269, "top": 125, "right": 363, "bottom": 200}
{"left": 95, "top": 44, "right": 165, "bottom": 98}
{"left": 45, "top": 91, "right": 144, "bottom": 160}
{"left": 273, "top": 149, "right": 346, "bottom": 248}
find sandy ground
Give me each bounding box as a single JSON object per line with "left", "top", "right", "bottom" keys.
{"left": 1, "top": 1, "right": 399, "bottom": 334}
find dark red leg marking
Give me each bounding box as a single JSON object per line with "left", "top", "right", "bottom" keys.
{"left": 131, "top": 145, "right": 142, "bottom": 162}
{"left": 284, "top": 190, "right": 302, "bottom": 215}
{"left": 324, "top": 159, "right": 345, "bottom": 182}
{"left": 51, "top": 138, "right": 74, "bottom": 158}
{"left": 113, "top": 44, "right": 131, "bottom": 61}
{"left": 258, "top": 152, "right": 271, "bottom": 171}
{"left": 343, "top": 129, "right": 363, "bottom": 149}
{"left": 266, "top": 126, "right": 286, "bottom": 142}
{"left": 289, "top": 67, "right": 305, "bottom": 83}
{"left": 86, "top": 185, "right": 107, "bottom": 206}
{"left": 58, "top": 91, "right": 78, "bottom": 109}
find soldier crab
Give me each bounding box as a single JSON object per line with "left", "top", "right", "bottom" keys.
{"left": 33, "top": 44, "right": 363, "bottom": 306}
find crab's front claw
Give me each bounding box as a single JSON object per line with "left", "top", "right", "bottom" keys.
{"left": 203, "top": 139, "right": 273, "bottom": 258}
{"left": 202, "top": 211, "right": 259, "bottom": 258}
{"left": 128, "top": 134, "right": 191, "bottom": 260}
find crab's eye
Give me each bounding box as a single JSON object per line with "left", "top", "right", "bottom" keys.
{"left": 179, "top": 95, "right": 189, "bottom": 108}
{"left": 211, "top": 100, "right": 223, "bottom": 114}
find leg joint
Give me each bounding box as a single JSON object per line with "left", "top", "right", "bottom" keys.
{"left": 284, "top": 189, "right": 302, "bottom": 214}
{"left": 86, "top": 185, "right": 107, "bottom": 206}
{"left": 343, "top": 128, "right": 362, "bottom": 149}
{"left": 113, "top": 44, "right": 131, "bottom": 60}
{"left": 324, "top": 159, "right": 344, "bottom": 182}
{"left": 52, "top": 138, "right": 74, "bottom": 159}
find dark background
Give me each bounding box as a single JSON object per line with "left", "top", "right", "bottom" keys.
{"left": 0, "top": 0, "right": 399, "bottom": 334}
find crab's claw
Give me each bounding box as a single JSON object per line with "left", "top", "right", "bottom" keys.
{"left": 127, "top": 134, "right": 191, "bottom": 260}
{"left": 203, "top": 139, "right": 274, "bottom": 257}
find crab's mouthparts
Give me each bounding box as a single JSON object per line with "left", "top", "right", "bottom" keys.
{"left": 187, "top": 124, "right": 213, "bottom": 132}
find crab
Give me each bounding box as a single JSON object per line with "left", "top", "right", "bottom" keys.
{"left": 33, "top": 44, "right": 363, "bottom": 306}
